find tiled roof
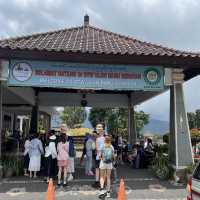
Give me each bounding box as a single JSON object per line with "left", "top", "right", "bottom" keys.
{"left": 0, "top": 24, "right": 199, "bottom": 58}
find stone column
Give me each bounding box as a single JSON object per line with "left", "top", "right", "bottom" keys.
{"left": 18, "top": 116, "right": 24, "bottom": 133}
{"left": 12, "top": 113, "right": 17, "bottom": 132}
{"left": 169, "top": 83, "right": 194, "bottom": 169}
{"left": 128, "top": 94, "right": 137, "bottom": 144}
{"left": 0, "top": 60, "right": 9, "bottom": 180}
{"left": 0, "top": 82, "right": 3, "bottom": 179}
{"left": 47, "top": 114, "right": 51, "bottom": 131}
{"left": 29, "top": 90, "right": 39, "bottom": 134}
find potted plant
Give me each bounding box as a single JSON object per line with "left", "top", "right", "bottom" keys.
{"left": 2, "top": 154, "right": 23, "bottom": 177}
{"left": 152, "top": 155, "right": 170, "bottom": 180}
{"left": 151, "top": 145, "right": 170, "bottom": 180}
{"left": 185, "top": 164, "right": 195, "bottom": 182}
{"left": 3, "top": 158, "right": 15, "bottom": 177}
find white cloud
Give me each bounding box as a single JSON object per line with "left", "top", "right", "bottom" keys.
{"left": 8, "top": 20, "right": 20, "bottom": 34}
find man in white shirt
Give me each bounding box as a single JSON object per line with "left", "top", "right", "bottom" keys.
{"left": 93, "top": 123, "right": 105, "bottom": 188}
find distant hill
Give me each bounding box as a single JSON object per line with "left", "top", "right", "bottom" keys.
{"left": 84, "top": 117, "right": 169, "bottom": 136}
{"left": 142, "top": 119, "right": 169, "bottom": 135}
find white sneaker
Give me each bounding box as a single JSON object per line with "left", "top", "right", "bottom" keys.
{"left": 98, "top": 189, "right": 106, "bottom": 198}
{"left": 106, "top": 191, "right": 111, "bottom": 198}
{"left": 67, "top": 174, "right": 73, "bottom": 182}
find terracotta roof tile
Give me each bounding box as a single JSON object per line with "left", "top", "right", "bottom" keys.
{"left": 0, "top": 24, "right": 199, "bottom": 58}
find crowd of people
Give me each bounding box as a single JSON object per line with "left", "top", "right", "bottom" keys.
{"left": 23, "top": 123, "right": 155, "bottom": 199}
{"left": 23, "top": 125, "right": 75, "bottom": 184}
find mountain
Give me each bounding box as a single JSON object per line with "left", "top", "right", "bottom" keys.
{"left": 142, "top": 119, "right": 169, "bottom": 135}
{"left": 83, "top": 108, "right": 169, "bottom": 136}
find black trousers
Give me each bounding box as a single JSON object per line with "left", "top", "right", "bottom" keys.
{"left": 24, "top": 154, "right": 30, "bottom": 169}
{"left": 45, "top": 156, "right": 57, "bottom": 178}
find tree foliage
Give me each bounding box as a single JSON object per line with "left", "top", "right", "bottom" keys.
{"left": 163, "top": 133, "right": 169, "bottom": 144}
{"left": 60, "top": 107, "right": 87, "bottom": 129}
{"left": 88, "top": 108, "right": 109, "bottom": 128}
{"left": 196, "top": 109, "right": 200, "bottom": 129}
{"left": 89, "top": 107, "right": 149, "bottom": 137}
{"left": 188, "top": 112, "right": 197, "bottom": 129}
{"left": 135, "top": 111, "right": 149, "bottom": 135}
{"left": 187, "top": 109, "right": 200, "bottom": 129}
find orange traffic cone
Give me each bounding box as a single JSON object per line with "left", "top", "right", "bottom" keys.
{"left": 117, "top": 178, "right": 126, "bottom": 200}
{"left": 46, "top": 179, "right": 55, "bottom": 200}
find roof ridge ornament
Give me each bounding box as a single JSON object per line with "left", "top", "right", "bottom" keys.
{"left": 84, "top": 14, "right": 89, "bottom": 26}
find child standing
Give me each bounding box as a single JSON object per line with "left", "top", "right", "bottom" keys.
{"left": 99, "top": 136, "right": 114, "bottom": 199}
{"left": 57, "top": 134, "right": 69, "bottom": 186}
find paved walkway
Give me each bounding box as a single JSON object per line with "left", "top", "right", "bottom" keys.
{"left": 0, "top": 164, "right": 187, "bottom": 200}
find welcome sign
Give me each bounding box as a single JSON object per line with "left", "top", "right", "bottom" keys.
{"left": 8, "top": 60, "right": 164, "bottom": 91}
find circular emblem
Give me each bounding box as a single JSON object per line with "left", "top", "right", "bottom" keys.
{"left": 12, "top": 62, "right": 32, "bottom": 82}
{"left": 144, "top": 68, "right": 161, "bottom": 85}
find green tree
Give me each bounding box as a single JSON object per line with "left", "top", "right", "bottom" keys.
{"left": 60, "top": 107, "right": 87, "bottom": 129}
{"left": 107, "top": 108, "right": 128, "bottom": 136}
{"left": 196, "top": 109, "right": 200, "bottom": 129}
{"left": 88, "top": 108, "right": 110, "bottom": 128}
{"left": 187, "top": 112, "right": 197, "bottom": 129}
{"left": 89, "top": 107, "right": 149, "bottom": 137}
{"left": 135, "top": 111, "right": 149, "bottom": 136}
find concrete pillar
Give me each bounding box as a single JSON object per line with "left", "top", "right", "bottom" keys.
{"left": 29, "top": 90, "right": 39, "bottom": 134}
{"left": 47, "top": 114, "right": 51, "bottom": 131}
{"left": 0, "top": 60, "right": 9, "bottom": 179}
{"left": 128, "top": 94, "right": 137, "bottom": 144}
{"left": 0, "top": 82, "right": 3, "bottom": 179}
{"left": 12, "top": 113, "right": 17, "bottom": 132}
{"left": 18, "top": 116, "right": 24, "bottom": 133}
{"left": 169, "top": 83, "right": 194, "bottom": 169}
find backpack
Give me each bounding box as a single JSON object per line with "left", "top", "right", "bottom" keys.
{"left": 102, "top": 146, "right": 114, "bottom": 164}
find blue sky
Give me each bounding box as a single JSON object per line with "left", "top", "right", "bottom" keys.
{"left": 0, "top": 0, "right": 200, "bottom": 120}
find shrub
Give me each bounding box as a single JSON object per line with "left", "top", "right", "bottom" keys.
{"left": 2, "top": 154, "right": 23, "bottom": 177}
{"left": 163, "top": 133, "right": 169, "bottom": 144}
{"left": 152, "top": 154, "right": 170, "bottom": 180}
